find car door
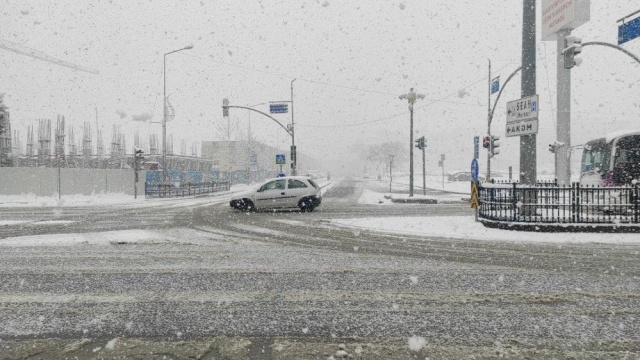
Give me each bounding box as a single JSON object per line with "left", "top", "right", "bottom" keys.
{"left": 254, "top": 179, "right": 288, "bottom": 208}
{"left": 286, "top": 179, "right": 310, "bottom": 207}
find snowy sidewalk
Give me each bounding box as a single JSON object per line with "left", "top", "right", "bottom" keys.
{"left": 332, "top": 215, "right": 640, "bottom": 244}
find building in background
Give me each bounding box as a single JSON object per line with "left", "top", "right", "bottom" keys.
{"left": 0, "top": 96, "right": 12, "bottom": 167}
{"left": 202, "top": 140, "right": 323, "bottom": 184}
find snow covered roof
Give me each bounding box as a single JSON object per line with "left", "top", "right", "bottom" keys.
{"left": 605, "top": 129, "right": 640, "bottom": 143}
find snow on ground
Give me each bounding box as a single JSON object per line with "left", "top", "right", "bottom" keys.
{"left": 387, "top": 175, "right": 470, "bottom": 194}
{"left": 358, "top": 188, "right": 393, "bottom": 205}
{"left": 0, "top": 220, "right": 76, "bottom": 226}
{"left": 332, "top": 215, "right": 640, "bottom": 244}
{"left": 0, "top": 179, "right": 333, "bottom": 209}
{"left": 0, "top": 193, "right": 143, "bottom": 208}
{"left": 359, "top": 188, "right": 464, "bottom": 205}
{"left": 0, "top": 229, "right": 168, "bottom": 247}
{"left": 0, "top": 227, "right": 246, "bottom": 247}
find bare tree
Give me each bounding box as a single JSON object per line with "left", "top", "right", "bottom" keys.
{"left": 358, "top": 141, "right": 407, "bottom": 175}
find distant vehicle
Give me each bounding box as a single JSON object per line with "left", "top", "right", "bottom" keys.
{"left": 143, "top": 161, "right": 160, "bottom": 171}
{"left": 230, "top": 176, "right": 321, "bottom": 212}
{"left": 447, "top": 171, "right": 472, "bottom": 182}
{"left": 580, "top": 130, "right": 640, "bottom": 186}
{"left": 305, "top": 170, "right": 325, "bottom": 180}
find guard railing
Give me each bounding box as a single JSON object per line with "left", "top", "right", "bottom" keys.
{"left": 145, "top": 181, "right": 231, "bottom": 198}
{"left": 479, "top": 181, "right": 640, "bottom": 225}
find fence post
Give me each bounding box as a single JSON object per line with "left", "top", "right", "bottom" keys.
{"left": 571, "top": 182, "right": 580, "bottom": 223}
{"left": 512, "top": 183, "right": 517, "bottom": 222}
{"left": 633, "top": 182, "right": 640, "bottom": 224}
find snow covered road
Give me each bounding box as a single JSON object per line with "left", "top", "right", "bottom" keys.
{"left": 1, "top": 180, "right": 640, "bottom": 359}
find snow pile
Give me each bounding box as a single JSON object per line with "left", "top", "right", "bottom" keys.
{"left": 358, "top": 188, "right": 391, "bottom": 205}
{"left": 333, "top": 216, "right": 640, "bottom": 244}
{"left": 0, "top": 230, "right": 167, "bottom": 247}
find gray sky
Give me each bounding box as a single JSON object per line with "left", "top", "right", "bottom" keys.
{"left": 2, "top": 0, "right": 640, "bottom": 175}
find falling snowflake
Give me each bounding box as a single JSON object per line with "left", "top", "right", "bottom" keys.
{"left": 408, "top": 336, "right": 427, "bottom": 352}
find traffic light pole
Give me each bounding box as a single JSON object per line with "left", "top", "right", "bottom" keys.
{"left": 134, "top": 159, "right": 138, "bottom": 199}
{"left": 487, "top": 59, "right": 492, "bottom": 182}
{"left": 389, "top": 155, "right": 394, "bottom": 194}
{"left": 223, "top": 102, "right": 296, "bottom": 176}
{"left": 556, "top": 29, "right": 572, "bottom": 185}
{"left": 409, "top": 105, "right": 414, "bottom": 197}
{"left": 422, "top": 145, "right": 426, "bottom": 196}
{"left": 520, "top": 0, "right": 537, "bottom": 186}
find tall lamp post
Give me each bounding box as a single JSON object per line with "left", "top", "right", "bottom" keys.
{"left": 162, "top": 44, "right": 193, "bottom": 182}
{"left": 399, "top": 88, "right": 425, "bottom": 197}
{"left": 290, "top": 79, "right": 297, "bottom": 176}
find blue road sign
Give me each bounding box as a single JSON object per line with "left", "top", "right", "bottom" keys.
{"left": 471, "top": 158, "right": 479, "bottom": 182}
{"left": 531, "top": 100, "right": 537, "bottom": 113}
{"left": 270, "top": 104, "right": 288, "bottom": 114}
{"left": 490, "top": 77, "right": 500, "bottom": 94}
{"left": 276, "top": 154, "right": 286, "bottom": 165}
{"left": 619, "top": 16, "right": 640, "bottom": 45}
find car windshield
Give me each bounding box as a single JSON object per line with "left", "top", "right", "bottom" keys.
{"left": 3, "top": 2, "right": 640, "bottom": 358}
{"left": 581, "top": 140, "right": 611, "bottom": 173}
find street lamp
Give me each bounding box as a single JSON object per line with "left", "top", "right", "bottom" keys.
{"left": 162, "top": 44, "right": 193, "bottom": 182}
{"left": 399, "top": 88, "right": 425, "bottom": 197}
{"left": 389, "top": 155, "right": 394, "bottom": 194}
{"left": 290, "top": 78, "right": 297, "bottom": 176}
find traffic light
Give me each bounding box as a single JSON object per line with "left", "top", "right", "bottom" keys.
{"left": 549, "top": 141, "right": 564, "bottom": 153}
{"left": 134, "top": 147, "right": 145, "bottom": 170}
{"left": 222, "top": 98, "right": 229, "bottom": 117}
{"left": 414, "top": 136, "right": 426, "bottom": 150}
{"left": 562, "top": 36, "right": 583, "bottom": 69}
{"left": 483, "top": 136, "right": 490, "bottom": 149}
{"left": 490, "top": 135, "right": 500, "bottom": 157}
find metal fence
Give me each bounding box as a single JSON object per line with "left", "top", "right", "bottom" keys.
{"left": 479, "top": 181, "right": 640, "bottom": 225}
{"left": 145, "top": 181, "right": 230, "bottom": 198}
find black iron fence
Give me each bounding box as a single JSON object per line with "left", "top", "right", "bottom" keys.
{"left": 145, "top": 181, "right": 230, "bottom": 198}
{"left": 479, "top": 181, "right": 640, "bottom": 225}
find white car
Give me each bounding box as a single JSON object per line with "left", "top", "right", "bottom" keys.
{"left": 230, "top": 176, "right": 322, "bottom": 212}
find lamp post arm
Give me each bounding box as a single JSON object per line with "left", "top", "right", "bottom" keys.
{"left": 164, "top": 47, "right": 191, "bottom": 57}
{"left": 582, "top": 41, "right": 640, "bottom": 65}
{"left": 488, "top": 66, "right": 522, "bottom": 127}
{"left": 226, "top": 105, "right": 292, "bottom": 137}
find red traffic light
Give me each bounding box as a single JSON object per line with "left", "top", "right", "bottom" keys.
{"left": 483, "top": 136, "right": 490, "bottom": 148}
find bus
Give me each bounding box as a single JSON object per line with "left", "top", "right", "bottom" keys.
{"left": 580, "top": 129, "right": 640, "bottom": 186}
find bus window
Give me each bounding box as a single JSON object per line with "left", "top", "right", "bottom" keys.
{"left": 613, "top": 135, "right": 640, "bottom": 184}
{"left": 581, "top": 141, "right": 610, "bottom": 173}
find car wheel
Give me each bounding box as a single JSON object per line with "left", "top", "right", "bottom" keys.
{"left": 298, "top": 198, "right": 310, "bottom": 212}
{"left": 240, "top": 199, "right": 254, "bottom": 212}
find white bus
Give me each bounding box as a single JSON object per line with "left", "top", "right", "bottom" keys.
{"left": 580, "top": 129, "right": 640, "bottom": 186}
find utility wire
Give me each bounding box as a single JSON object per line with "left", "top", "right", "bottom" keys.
{"left": 183, "top": 53, "right": 398, "bottom": 96}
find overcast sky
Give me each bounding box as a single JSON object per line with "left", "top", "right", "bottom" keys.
{"left": 2, "top": 0, "right": 640, "bottom": 175}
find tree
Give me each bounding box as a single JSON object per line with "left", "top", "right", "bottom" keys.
{"left": 359, "top": 141, "right": 407, "bottom": 175}
{"left": 0, "top": 94, "right": 6, "bottom": 134}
